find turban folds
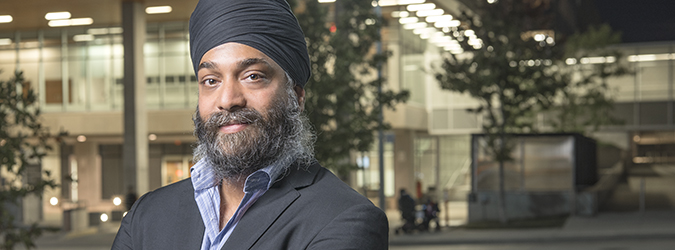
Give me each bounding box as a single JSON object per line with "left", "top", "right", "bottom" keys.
{"left": 189, "top": 0, "right": 311, "bottom": 87}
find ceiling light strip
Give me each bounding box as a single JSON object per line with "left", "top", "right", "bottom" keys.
{"left": 0, "top": 15, "right": 12, "bottom": 23}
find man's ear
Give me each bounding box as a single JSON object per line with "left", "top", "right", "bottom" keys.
{"left": 293, "top": 85, "right": 305, "bottom": 111}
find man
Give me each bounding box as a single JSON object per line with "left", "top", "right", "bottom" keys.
{"left": 396, "top": 188, "right": 416, "bottom": 234}
{"left": 111, "top": 0, "right": 388, "bottom": 249}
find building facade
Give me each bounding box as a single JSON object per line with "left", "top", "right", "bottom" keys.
{"left": 1, "top": 0, "right": 673, "bottom": 229}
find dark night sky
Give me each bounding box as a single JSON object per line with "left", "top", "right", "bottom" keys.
{"left": 592, "top": 0, "right": 675, "bottom": 43}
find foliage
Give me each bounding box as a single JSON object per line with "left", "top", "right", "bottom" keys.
{"left": 434, "top": 0, "right": 626, "bottom": 223}
{"left": 552, "top": 24, "right": 629, "bottom": 132}
{"left": 435, "top": 0, "right": 625, "bottom": 161}
{"left": 0, "top": 71, "right": 59, "bottom": 250}
{"left": 292, "top": 0, "right": 409, "bottom": 177}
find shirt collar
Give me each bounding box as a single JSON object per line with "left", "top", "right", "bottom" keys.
{"left": 190, "top": 157, "right": 287, "bottom": 192}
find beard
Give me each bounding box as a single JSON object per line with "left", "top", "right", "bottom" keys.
{"left": 192, "top": 84, "right": 315, "bottom": 182}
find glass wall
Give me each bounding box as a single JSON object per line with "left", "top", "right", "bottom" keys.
{"left": 472, "top": 135, "right": 575, "bottom": 192}
{"left": 606, "top": 44, "right": 675, "bottom": 103}
{"left": 354, "top": 133, "right": 396, "bottom": 198}
{"left": 0, "top": 22, "right": 197, "bottom": 113}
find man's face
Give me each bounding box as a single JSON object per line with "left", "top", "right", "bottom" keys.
{"left": 193, "top": 42, "right": 308, "bottom": 180}
{"left": 197, "top": 42, "right": 294, "bottom": 133}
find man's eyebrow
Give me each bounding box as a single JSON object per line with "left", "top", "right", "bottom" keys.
{"left": 198, "top": 58, "right": 273, "bottom": 72}
{"left": 198, "top": 61, "right": 217, "bottom": 71}
{"left": 238, "top": 58, "right": 272, "bottom": 70}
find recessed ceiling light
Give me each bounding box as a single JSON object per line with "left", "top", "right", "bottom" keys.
{"left": 70, "top": 18, "right": 93, "bottom": 26}
{"left": 145, "top": 6, "right": 172, "bottom": 14}
{"left": 48, "top": 17, "right": 93, "bottom": 27}
{"left": 0, "top": 15, "right": 12, "bottom": 23}
{"left": 407, "top": 3, "right": 436, "bottom": 12}
{"left": 45, "top": 12, "right": 71, "bottom": 20}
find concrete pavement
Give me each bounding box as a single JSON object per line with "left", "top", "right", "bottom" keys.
{"left": 16, "top": 210, "right": 675, "bottom": 249}
{"left": 390, "top": 210, "right": 675, "bottom": 246}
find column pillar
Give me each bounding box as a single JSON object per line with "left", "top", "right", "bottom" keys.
{"left": 74, "top": 141, "right": 101, "bottom": 204}
{"left": 122, "top": 0, "right": 149, "bottom": 195}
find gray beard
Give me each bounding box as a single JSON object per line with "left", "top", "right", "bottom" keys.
{"left": 192, "top": 85, "right": 315, "bottom": 182}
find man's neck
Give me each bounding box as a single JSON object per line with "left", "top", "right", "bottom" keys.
{"left": 218, "top": 178, "right": 245, "bottom": 231}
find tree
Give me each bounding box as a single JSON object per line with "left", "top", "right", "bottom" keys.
{"left": 434, "top": 0, "right": 625, "bottom": 223}
{"left": 292, "top": 0, "right": 409, "bottom": 178}
{"left": 551, "top": 24, "right": 629, "bottom": 132}
{"left": 0, "top": 71, "right": 59, "bottom": 250}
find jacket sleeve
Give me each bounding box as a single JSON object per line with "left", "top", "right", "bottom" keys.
{"left": 306, "top": 203, "right": 389, "bottom": 250}
{"left": 111, "top": 193, "right": 147, "bottom": 250}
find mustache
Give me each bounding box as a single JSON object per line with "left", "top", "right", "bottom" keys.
{"left": 205, "top": 108, "right": 263, "bottom": 127}
{"left": 193, "top": 108, "right": 265, "bottom": 142}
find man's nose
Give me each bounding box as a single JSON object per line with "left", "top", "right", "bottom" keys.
{"left": 217, "top": 79, "right": 246, "bottom": 112}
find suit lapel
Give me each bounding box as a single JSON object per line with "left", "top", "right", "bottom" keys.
{"left": 221, "top": 163, "right": 319, "bottom": 250}
{"left": 176, "top": 178, "right": 206, "bottom": 249}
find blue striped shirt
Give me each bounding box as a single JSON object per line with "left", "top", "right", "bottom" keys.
{"left": 191, "top": 158, "right": 284, "bottom": 250}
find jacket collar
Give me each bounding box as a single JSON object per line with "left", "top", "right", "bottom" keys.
{"left": 220, "top": 161, "right": 320, "bottom": 249}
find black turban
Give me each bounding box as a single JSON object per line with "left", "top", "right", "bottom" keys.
{"left": 189, "top": 0, "right": 311, "bottom": 88}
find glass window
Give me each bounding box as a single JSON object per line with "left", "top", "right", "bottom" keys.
{"left": 162, "top": 156, "right": 194, "bottom": 186}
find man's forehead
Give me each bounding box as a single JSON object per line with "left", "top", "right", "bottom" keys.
{"left": 198, "top": 43, "right": 279, "bottom": 71}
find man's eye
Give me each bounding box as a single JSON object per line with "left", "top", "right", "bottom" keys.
{"left": 247, "top": 74, "right": 262, "bottom": 81}
{"left": 202, "top": 79, "right": 217, "bottom": 86}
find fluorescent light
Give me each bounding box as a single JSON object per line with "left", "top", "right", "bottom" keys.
{"left": 0, "top": 15, "right": 12, "bottom": 23}
{"left": 403, "top": 22, "right": 427, "bottom": 30}
{"left": 48, "top": 20, "right": 71, "bottom": 27}
{"left": 0, "top": 38, "right": 11, "bottom": 45}
{"left": 379, "top": 0, "right": 425, "bottom": 6}
{"left": 378, "top": 0, "right": 396, "bottom": 6}
{"left": 407, "top": 3, "right": 435, "bottom": 11}
{"left": 391, "top": 11, "right": 410, "bottom": 18}
{"left": 88, "top": 28, "right": 109, "bottom": 35}
{"left": 145, "top": 6, "right": 172, "bottom": 14}
{"left": 45, "top": 12, "right": 71, "bottom": 20}
{"left": 416, "top": 9, "right": 444, "bottom": 17}
{"left": 426, "top": 14, "right": 452, "bottom": 23}
{"left": 464, "top": 30, "right": 475, "bottom": 37}
{"left": 70, "top": 18, "right": 93, "bottom": 26}
{"left": 627, "top": 54, "right": 661, "bottom": 62}
{"left": 398, "top": 17, "right": 419, "bottom": 24}
{"left": 577, "top": 56, "right": 617, "bottom": 64}
{"left": 48, "top": 18, "right": 93, "bottom": 27}
{"left": 318, "top": 0, "right": 336, "bottom": 2}
{"left": 434, "top": 20, "right": 461, "bottom": 28}
{"left": 73, "top": 34, "right": 94, "bottom": 42}
{"left": 87, "top": 27, "right": 122, "bottom": 35}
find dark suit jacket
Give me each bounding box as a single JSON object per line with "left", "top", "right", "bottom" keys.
{"left": 111, "top": 162, "right": 389, "bottom": 249}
